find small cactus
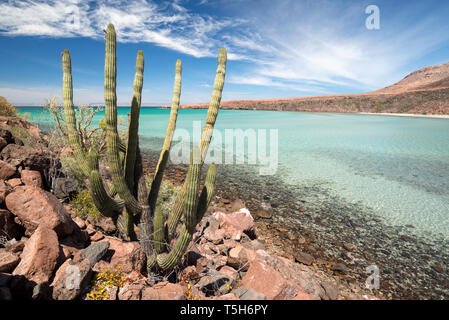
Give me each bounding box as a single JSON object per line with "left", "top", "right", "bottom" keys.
{"left": 61, "top": 23, "right": 226, "bottom": 273}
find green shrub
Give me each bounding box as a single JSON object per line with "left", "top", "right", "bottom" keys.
{"left": 70, "top": 188, "right": 101, "bottom": 220}
{"left": 60, "top": 153, "right": 88, "bottom": 188}
{"left": 6, "top": 125, "right": 34, "bottom": 146}
{"left": 0, "top": 96, "right": 16, "bottom": 117}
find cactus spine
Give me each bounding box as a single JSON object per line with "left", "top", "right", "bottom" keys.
{"left": 61, "top": 23, "right": 226, "bottom": 273}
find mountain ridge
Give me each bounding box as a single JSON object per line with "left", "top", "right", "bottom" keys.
{"left": 176, "top": 62, "right": 449, "bottom": 115}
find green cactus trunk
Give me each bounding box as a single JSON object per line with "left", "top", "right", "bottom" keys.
{"left": 166, "top": 48, "right": 227, "bottom": 240}
{"left": 104, "top": 24, "right": 141, "bottom": 216}
{"left": 61, "top": 23, "right": 226, "bottom": 274}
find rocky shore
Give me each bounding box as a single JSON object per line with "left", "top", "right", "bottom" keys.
{"left": 0, "top": 116, "right": 383, "bottom": 301}
{"left": 140, "top": 148, "right": 449, "bottom": 300}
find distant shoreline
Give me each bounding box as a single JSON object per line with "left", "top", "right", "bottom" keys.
{"left": 357, "top": 112, "right": 449, "bottom": 119}
{"left": 16, "top": 105, "right": 449, "bottom": 119}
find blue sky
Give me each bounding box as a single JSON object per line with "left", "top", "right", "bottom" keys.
{"left": 1, "top": 0, "right": 449, "bottom": 106}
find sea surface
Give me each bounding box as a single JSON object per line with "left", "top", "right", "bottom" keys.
{"left": 18, "top": 107, "right": 449, "bottom": 239}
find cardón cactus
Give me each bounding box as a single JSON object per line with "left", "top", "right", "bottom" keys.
{"left": 61, "top": 23, "right": 227, "bottom": 273}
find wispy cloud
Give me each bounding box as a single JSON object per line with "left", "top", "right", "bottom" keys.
{"left": 1, "top": 0, "right": 449, "bottom": 99}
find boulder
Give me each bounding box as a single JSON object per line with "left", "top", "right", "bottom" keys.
{"left": 295, "top": 251, "right": 315, "bottom": 266}
{"left": 12, "top": 227, "right": 60, "bottom": 284}
{"left": 51, "top": 241, "right": 110, "bottom": 300}
{"left": 213, "top": 208, "right": 256, "bottom": 240}
{"left": 0, "top": 160, "right": 16, "bottom": 180}
{"left": 232, "top": 286, "right": 266, "bottom": 300}
{"left": 79, "top": 241, "right": 110, "bottom": 267}
{"left": 0, "top": 144, "right": 51, "bottom": 173}
{"left": 86, "top": 214, "right": 117, "bottom": 234}
{"left": 118, "top": 282, "right": 145, "bottom": 300}
{"left": 20, "top": 170, "right": 43, "bottom": 188}
{"left": 51, "top": 257, "right": 92, "bottom": 300}
{"left": 4, "top": 238, "right": 26, "bottom": 253}
{"left": 52, "top": 177, "right": 78, "bottom": 199}
{"left": 217, "top": 265, "right": 240, "bottom": 282}
{"left": 241, "top": 260, "right": 312, "bottom": 300}
{"left": 141, "top": 282, "right": 185, "bottom": 300}
{"left": 93, "top": 236, "right": 145, "bottom": 273}
{"left": 256, "top": 253, "right": 324, "bottom": 299}
{"left": 6, "top": 178, "right": 22, "bottom": 188}
{"left": 5, "top": 185, "right": 74, "bottom": 236}
{"left": 227, "top": 245, "right": 258, "bottom": 271}
{"left": 0, "top": 249, "right": 20, "bottom": 273}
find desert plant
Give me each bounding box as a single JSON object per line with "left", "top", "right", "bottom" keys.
{"left": 0, "top": 96, "right": 17, "bottom": 117}
{"left": 61, "top": 23, "right": 226, "bottom": 274}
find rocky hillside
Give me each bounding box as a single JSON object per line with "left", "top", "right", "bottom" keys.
{"left": 0, "top": 117, "right": 380, "bottom": 300}
{"left": 178, "top": 62, "right": 449, "bottom": 115}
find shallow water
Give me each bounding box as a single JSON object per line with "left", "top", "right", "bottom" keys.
{"left": 20, "top": 107, "right": 449, "bottom": 239}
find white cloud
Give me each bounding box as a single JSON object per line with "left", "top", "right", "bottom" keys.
{"left": 2, "top": 0, "right": 449, "bottom": 100}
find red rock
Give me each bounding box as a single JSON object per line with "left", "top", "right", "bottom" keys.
{"left": 20, "top": 170, "right": 43, "bottom": 188}
{"left": 72, "top": 216, "right": 86, "bottom": 229}
{"left": 93, "top": 236, "right": 145, "bottom": 273}
{"left": 241, "top": 260, "right": 311, "bottom": 300}
{"left": 13, "top": 226, "right": 60, "bottom": 283}
{"left": 5, "top": 185, "right": 74, "bottom": 236}
{"left": 90, "top": 232, "right": 104, "bottom": 242}
{"left": 213, "top": 208, "right": 256, "bottom": 240}
{"left": 118, "top": 282, "right": 145, "bottom": 300}
{"left": 51, "top": 257, "right": 92, "bottom": 300}
{"left": 218, "top": 265, "right": 240, "bottom": 282}
{"left": 0, "top": 160, "right": 16, "bottom": 180}
{"left": 6, "top": 178, "right": 22, "bottom": 188}
{"left": 141, "top": 282, "right": 185, "bottom": 300}
{"left": 227, "top": 245, "right": 258, "bottom": 271}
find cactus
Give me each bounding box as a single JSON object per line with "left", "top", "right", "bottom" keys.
{"left": 61, "top": 23, "right": 226, "bottom": 273}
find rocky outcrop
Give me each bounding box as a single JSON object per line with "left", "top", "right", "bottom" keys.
{"left": 5, "top": 186, "right": 74, "bottom": 236}
{"left": 12, "top": 227, "right": 59, "bottom": 284}
{"left": 93, "top": 236, "right": 146, "bottom": 273}
{"left": 1, "top": 144, "right": 51, "bottom": 174}
{"left": 20, "top": 170, "right": 43, "bottom": 188}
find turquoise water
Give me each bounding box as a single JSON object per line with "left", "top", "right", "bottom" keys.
{"left": 18, "top": 107, "right": 449, "bottom": 238}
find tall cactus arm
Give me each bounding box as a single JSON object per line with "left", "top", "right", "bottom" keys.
{"left": 61, "top": 49, "right": 90, "bottom": 177}
{"left": 200, "top": 47, "right": 227, "bottom": 160}
{"left": 195, "top": 163, "right": 217, "bottom": 222}
{"left": 183, "top": 147, "right": 201, "bottom": 233}
{"left": 104, "top": 24, "right": 141, "bottom": 215}
{"left": 148, "top": 59, "right": 182, "bottom": 213}
{"left": 88, "top": 148, "right": 124, "bottom": 217}
{"left": 166, "top": 48, "right": 227, "bottom": 239}
{"left": 124, "top": 50, "right": 144, "bottom": 193}
{"left": 153, "top": 147, "right": 202, "bottom": 271}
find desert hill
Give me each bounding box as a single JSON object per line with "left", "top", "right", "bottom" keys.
{"left": 177, "top": 62, "right": 449, "bottom": 115}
